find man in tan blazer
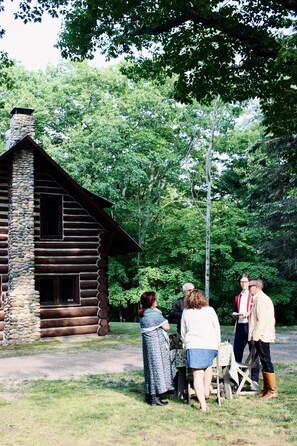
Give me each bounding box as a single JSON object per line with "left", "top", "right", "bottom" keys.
{"left": 248, "top": 278, "right": 278, "bottom": 400}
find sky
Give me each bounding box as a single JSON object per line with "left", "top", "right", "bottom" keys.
{"left": 1, "top": 0, "right": 109, "bottom": 70}
{"left": 1, "top": 0, "right": 63, "bottom": 70}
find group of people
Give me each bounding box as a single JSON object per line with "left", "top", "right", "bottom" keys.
{"left": 138, "top": 276, "right": 278, "bottom": 410}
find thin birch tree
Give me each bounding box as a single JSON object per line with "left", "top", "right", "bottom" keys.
{"left": 205, "top": 100, "right": 219, "bottom": 301}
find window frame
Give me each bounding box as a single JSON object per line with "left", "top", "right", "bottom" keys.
{"left": 40, "top": 193, "right": 63, "bottom": 240}
{"left": 36, "top": 275, "right": 80, "bottom": 306}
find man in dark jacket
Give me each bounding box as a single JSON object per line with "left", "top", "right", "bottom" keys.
{"left": 169, "top": 282, "right": 195, "bottom": 334}
{"left": 168, "top": 282, "right": 195, "bottom": 399}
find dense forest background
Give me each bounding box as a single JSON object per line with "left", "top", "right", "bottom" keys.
{"left": 0, "top": 61, "right": 296, "bottom": 324}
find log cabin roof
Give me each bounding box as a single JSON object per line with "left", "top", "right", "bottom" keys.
{"left": 0, "top": 136, "right": 142, "bottom": 256}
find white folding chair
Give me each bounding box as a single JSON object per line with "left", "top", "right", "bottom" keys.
{"left": 236, "top": 347, "right": 261, "bottom": 395}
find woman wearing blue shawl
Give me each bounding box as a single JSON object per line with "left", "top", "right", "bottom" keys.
{"left": 139, "top": 291, "right": 174, "bottom": 406}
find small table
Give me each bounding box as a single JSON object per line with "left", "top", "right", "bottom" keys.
{"left": 171, "top": 342, "right": 238, "bottom": 400}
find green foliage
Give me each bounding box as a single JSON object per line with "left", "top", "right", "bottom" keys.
{"left": 220, "top": 131, "right": 297, "bottom": 323}
{"left": 0, "top": 51, "right": 14, "bottom": 93}
{"left": 9, "top": 0, "right": 297, "bottom": 136}
{"left": 246, "top": 137, "right": 297, "bottom": 281}
{"left": 0, "top": 8, "right": 15, "bottom": 89}
{"left": 138, "top": 265, "right": 198, "bottom": 314}
{"left": 0, "top": 61, "right": 296, "bottom": 323}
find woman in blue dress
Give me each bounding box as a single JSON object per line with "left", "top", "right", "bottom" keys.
{"left": 181, "top": 289, "right": 221, "bottom": 411}
{"left": 139, "top": 291, "right": 174, "bottom": 406}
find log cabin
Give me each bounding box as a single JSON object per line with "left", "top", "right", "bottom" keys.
{"left": 0, "top": 107, "right": 141, "bottom": 345}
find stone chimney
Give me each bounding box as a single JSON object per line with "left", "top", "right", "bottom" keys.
{"left": 3, "top": 107, "right": 40, "bottom": 345}
{"left": 5, "top": 107, "right": 35, "bottom": 150}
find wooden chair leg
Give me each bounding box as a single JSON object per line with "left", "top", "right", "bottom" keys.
{"left": 187, "top": 379, "right": 192, "bottom": 405}
{"left": 236, "top": 364, "right": 261, "bottom": 394}
{"left": 216, "top": 370, "right": 221, "bottom": 405}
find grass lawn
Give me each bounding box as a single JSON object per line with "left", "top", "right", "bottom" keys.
{"left": 0, "top": 323, "right": 296, "bottom": 446}
{"left": 0, "top": 323, "right": 237, "bottom": 358}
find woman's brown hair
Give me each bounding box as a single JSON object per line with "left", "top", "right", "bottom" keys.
{"left": 185, "top": 289, "right": 207, "bottom": 310}
{"left": 138, "top": 291, "right": 156, "bottom": 317}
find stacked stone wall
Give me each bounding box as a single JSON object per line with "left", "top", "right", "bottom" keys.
{"left": 8, "top": 111, "right": 35, "bottom": 148}
{"left": 3, "top": 148, "right": 40, "bottom": 345}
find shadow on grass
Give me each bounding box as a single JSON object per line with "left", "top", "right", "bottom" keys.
{"left": 1, "top": 366, "right": 297, "bottom": 446}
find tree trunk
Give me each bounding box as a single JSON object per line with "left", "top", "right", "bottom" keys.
{"left": 205, "top": 99, "right": 219, "bottom": 302}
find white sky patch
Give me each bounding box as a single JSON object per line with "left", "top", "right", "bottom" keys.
{"left": 0, "top": 0, "right": 116, "bottom": 70}
{"left": 1, "top": 0, "right": 62, "bottom": 70}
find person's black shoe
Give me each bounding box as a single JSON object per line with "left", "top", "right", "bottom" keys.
{"left": 159, "top": 399, "right": 169, "bottom": 405}
{"left": 150, "top": 395, "right": 168, "bottom": 406}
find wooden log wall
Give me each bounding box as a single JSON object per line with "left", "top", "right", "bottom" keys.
{"left": 34, "top": 161, "right": 108, "bottom": 338}
{"left": 97, "top": 245, "right": 109, "bottom": 336}
{"left": 0, "top": 163, "right": 9, "bottom": 342}
{"left": 0, "top": 157, "right": 111, "bottom": 342}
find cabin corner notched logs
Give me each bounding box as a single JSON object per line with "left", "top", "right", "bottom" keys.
{"left": 0, "top": 153, "right": 109, "bottom": 341}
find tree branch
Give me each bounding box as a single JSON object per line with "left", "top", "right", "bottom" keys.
{"left": 138, "top": 8, "right": 287, "bottom": 61}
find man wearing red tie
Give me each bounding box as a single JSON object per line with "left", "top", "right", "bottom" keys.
{"left": 232, "top": 274, "right": 259, "bottom": 387}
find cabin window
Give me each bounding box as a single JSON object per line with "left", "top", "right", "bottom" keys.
{"left": 40, "top": 194, "right": 63, "bottom": 239}
{"left": 36, "top": 276, "right": 79, "bottom": 305}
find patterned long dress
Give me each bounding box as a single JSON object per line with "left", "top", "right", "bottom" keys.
{"left": 140, "top": 309, "right": 174, "bottom": 396}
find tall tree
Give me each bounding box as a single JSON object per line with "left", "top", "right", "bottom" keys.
{"left": 11, "top": 0, "right": 297, "bottom": 136}
{"left": 248, "top": 137, "right": 297, "bottom": 281}
{"left": 204, "top": 100, "right": 219, "bottom": 302}
{"left": 1, "top": 61, "right": 295, "bottom": 322}
{"left": 219, "top": 118, "right": 297, "bottom": 322}
{"left": 0, "top": 1, "right": 15, "bottom": 88}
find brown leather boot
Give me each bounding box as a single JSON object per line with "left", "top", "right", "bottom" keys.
{"left": 261, "top": 372, "right": 278, "bottom": 400}
{"left": 258, "top": 371, "right": 268, "bottom": 397}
